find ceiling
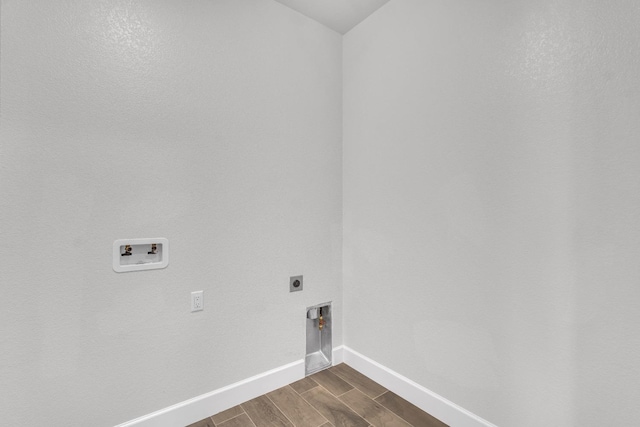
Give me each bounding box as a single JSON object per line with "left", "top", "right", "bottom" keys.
{"left": 272, "top": 0, "right": 392, "bottom": 34}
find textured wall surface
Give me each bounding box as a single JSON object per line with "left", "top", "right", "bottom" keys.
{"left": 343, "top": 0, "right": 640, "bottom": 425}
{"left": 0, "top": 0, "right": 342, "bottom": 425}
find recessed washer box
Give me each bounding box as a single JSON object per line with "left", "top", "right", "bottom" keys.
{"left": 113, "top": 238, "right": 169, "bottom": 273}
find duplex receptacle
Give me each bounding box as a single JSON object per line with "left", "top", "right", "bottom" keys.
{"left": 191, "top": 291, "right": 203, "bottom": 312}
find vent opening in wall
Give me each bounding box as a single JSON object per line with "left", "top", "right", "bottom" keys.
{"left": 306, "top": 302, "right": 332, "bottom": 375}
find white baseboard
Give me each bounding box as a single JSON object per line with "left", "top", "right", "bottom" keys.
{"left": 116, "top": 345, "right": 493, "bottom": 427}
{"left": 117, "top": 346, "right": 345, "bottom": 427}
{"left": 342, "top": 346, "right": 497, "bottom": 427}
{"left": 332, "top": 344, "right": 344, "bottom": 364}
{"left": 116, "top": 360, "right": 303, "bottom": 427}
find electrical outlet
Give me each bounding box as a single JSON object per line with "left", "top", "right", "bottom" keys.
{"left": 191, "top": 291, "right": 203, "bottom": 312}
{"left": 290, "top": 275, "right": 303, "bottom": 292}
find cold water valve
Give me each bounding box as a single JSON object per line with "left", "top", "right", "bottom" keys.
{"left": 113, "top": 238, "right": 169, "bottom": 273}
{"left": 306, "top": 302, "right": 332, "bottom": 376}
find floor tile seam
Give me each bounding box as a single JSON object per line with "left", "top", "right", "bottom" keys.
{"left": 310, "top": 371, "right": 353, "bottom": 398}
{"left": 309, "top": 399, "right": 332, "bottom": 427}
{"left": 291, "top": 381, "right": 319, "bottom": 396}
{"left": 335, "top": 386, "right": 355, "bottom": 398}
{"left": 238, "top": 404, "right": 258, "bottom": 427}
{"left": 319, "top": 383, "right": 355, "bottom": 397}
{"left": 369, "top": 395, "right": 415, "bottom": 427}
{"left": 263, "top": 391, "right": 298, "bottom": 427}
{"left": 329, "top": 368, "right": 386, "bottom": 400}
{"left": 298, "top": 383, "right": 322, "bottom": 400}
{"left": 322, "top": 377, "right": 355, "bottom": 397}
{"left": 299, "top": 385, "right": 368, "bottom": 426}
{"left": 212, "top": 409, "right": 247, "bottom": 427}
{"left": 270, "top": 387, "right": 331, "bottom": 427}
{"left": 332, "top": 387, "right": 375, "bottom": 426}
{"left": 327, "top": 368, "right": 357, "bottom": 391}
{"left": 216, "top": 412, "right": 255, "bottom": 427}
{"left": 371, "top": 390, "right": 389, "bottom": 401}
{"left": 339, "top": 387, "right": 419, "bottom": 427}
{"left": 296, "top": 386, "right": 319, "bottom": 421}
{"left": 290, "top": 383, "right": 319, "bottom": 397}
{"left": 378, "top": 405, "right": 414, "bottom": 427}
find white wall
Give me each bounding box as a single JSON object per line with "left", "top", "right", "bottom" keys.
{"left": 343, "top": 0, "right": 640, "bottom": 426}
{"left": 0, "top": 0, "right": 342, "bottom": 425}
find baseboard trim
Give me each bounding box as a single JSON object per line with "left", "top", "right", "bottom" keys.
{"left": 117, "top": 346, "right": 345, "bottom": 427}
{"left": 116, "top": 360, "right": 303, "bottom": 427}
{"left": 332, "top": 344, "right": 344, "bottom": 364}
{"left": 342, "top": 346, "right": 497, "bottom": 427}
{"left": 116, "top": 345, "right": 494, "bottom": 427}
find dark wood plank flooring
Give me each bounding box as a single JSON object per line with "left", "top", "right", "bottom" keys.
{"left": 187, "top": 363, "right": 448, "bottom": 427}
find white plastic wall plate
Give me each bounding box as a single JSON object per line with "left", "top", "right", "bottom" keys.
{"left": 113, "top": 238, "right": 169, "bottom": 273}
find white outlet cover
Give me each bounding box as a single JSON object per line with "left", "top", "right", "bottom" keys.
{"left": 191, "top": 291, "right": 204, "bottom": 312}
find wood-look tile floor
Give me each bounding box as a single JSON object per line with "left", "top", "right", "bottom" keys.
{"left": 187, "top": 363, "right": 448, "bottom": 427}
